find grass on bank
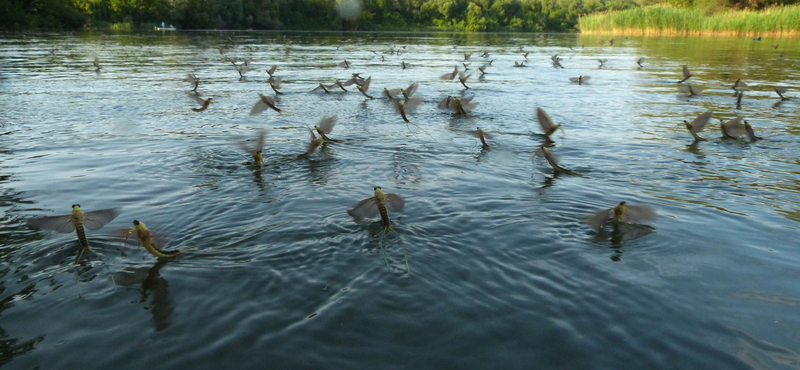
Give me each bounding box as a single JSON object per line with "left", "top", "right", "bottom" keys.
{"left": 579, "top": 4, "right": 800, "bottom": 36}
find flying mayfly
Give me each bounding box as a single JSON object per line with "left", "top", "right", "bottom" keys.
{"left": 187, "top": 92, "right": 213, "bottom": 112}
{"left": 720, "top": 117, "right": 761, "bottom": 141}
{"left": 297, "top": 126, "right": 325, "bottom": 158}
{"left": 683, "top": 111, "right": 713, "bottom": 142}
{"left": 28, "top": 205, "right": 121, "bottom": 258}
{"left": 534, "top": 146, "right": 577, "bottom": 175}
{"left": 186, "top": 73, "right": 199, "bottom": 93}
{"left": 239, "top": 129, "right": 266, "bottom": 165}
{"left": 535, "top": 107, "right": 564, "bottom": 139}
{"left": 467, "top": 127, "right": 492, "bottom": 149}
{"left": 125, "top": 220, "right": 184, "bottom": 258}
{"left": 250, "top": 94, "right": 282, "bottom": 115}
{"left": 348, "top": 187, "right": 408, "bottom": 272}
{"left": 587, "top": 202, "right": 657, "bottom": 232}
{"left": 313, "top": 116, "right": 341, "bottom": 143}
{"left": 357, "top": 76, "right": 374, "bottom": 99}
{"left": 678, "top": 65, "right": 692, "bottom": 83}
{"left": 679, "top": 84, "right": 703, "bottom": 96}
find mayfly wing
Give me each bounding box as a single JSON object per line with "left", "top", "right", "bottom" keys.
{"left": 384, "top": 194, "right": 405, "bottom": 212}
{"left": 187, "top": 91, "right": 205, "bottom": 105}
{"left": 82, "top": 208, "right": 121, "bottom": 230}
{"left": 536, "top": 107, "right": 556, "bottom": 133}
{"left": 621, "top": 205, "right": 657, "bottom": 223}
{"left": 404, "top": 82, "right": 419, "bottom": 98}
{"left": 318, "top": 116, "right": 337, "bottom": 134}
{"left": 587, "top": 208, "right": 614, "bottom": 231}
{"left": 28, "top": 214, "right": 75, "bottom": 233}
{"left": 683, "top": 65, "right": 691, "bottom": 78}
{"left": 348, "top": 197, "right": 379, "bottom": 219}
{"left": 250, "top": 100, "right": 268, "bottom": 115}
{"left": 691, "top": 111, "right": 713, "bottom": 132}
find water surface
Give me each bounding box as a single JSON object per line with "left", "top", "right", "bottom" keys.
{"left": 1, "top": 31, "right": 800, "bottom": 369}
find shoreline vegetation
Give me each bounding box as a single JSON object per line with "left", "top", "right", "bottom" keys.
{"left": 579, "top": 4, "right": 800, "bottom": 36}
{"left": 0, "top": 0, "right": 797, "bottom": 36}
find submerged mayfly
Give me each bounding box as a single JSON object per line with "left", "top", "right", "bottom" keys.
{"left": 348, "top": 187, "right": 408, "bottom": 271}
{"left": 126, "top": 220, "right": 184, "bottom": 258}
{"left": 314, "top": 116, "right": 341, "bottom": 143}
{"left": 535, "top": 107, "right": 564, "bottom": 139}
{"left": 250, "top": 94, "right": 282, "bottom": 115}
{"left": 534, "top": 146, "right": 577, "bottom": 175}
{"left": 587, "top": 202, "right": 657, "bottom": 232}
{"left": 28, "top": 205, "right": 121, "bottom": 256}
{"left": 187, "top": 92, "right": 213, "bottom": 112}
{"left": 683, "top": 111, "right": 713, "bottom": 141}
{"left": 239, "top": 129, "right": 266, "bottom": 165}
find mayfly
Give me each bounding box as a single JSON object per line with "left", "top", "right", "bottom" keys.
{"left": 467, "top": 127, "right": 492, "bottom": 149}
{"left": 186, "top": 73, "right": 199, "bottom": 93}
{"left": 587, "top": 202, "right": 656, "bottom": 232}
{"left": 679, "top": 84, "right": 703, "bottom": 96}
{"left": 721, "top": 117, "right": 761, "bottom": 141}
{"left": 569, "top": 75, "right": 591, "bottom": 85}
{"left": 678, "top": 65, "right": 692, "bottom": 84}
{"left": 683, "top": 111, "right": 713, "bottom": 141}
{"left": 314, "top": 116, "right": 341, "bottom": 143}
{"left": 28, "top": 205, "right": 120, "bottom": 258}
{"left": 458, "top": 71, "right": 471, "bottom": 89}
{"left": 297, "top": 126, "right": 325, "bottom": 158}
{"left": 125, "top": 220, "right": 184, "bottom": 258}
{"left": 266, "top": 65, "right": 277, "bottom": 78}
{"left": 268, "top": 76, "right": 283, "bottom": 95}
{"left": 534, "top": 146, "right": 577, "bottom": 175}
{"left": 187, "top": 92, "right": 212, "bottom": 112}
{"left": 337, "top": 60, "right": 352, "bottom": 68}
{"left": 239, "top": 129, "right": 266, "bottom": 165}
{"left": 636, "top": 57, "right": 645, "bottom": 68}
{"left": 390, "top": 97, "right": 432, "bottom": 139}
{"left": 357, "top": 76, "right": 374, "bottom": 99}
{"left": 440, "top": 66, "right": 459, "bottom": 80}
{"left": 535, "top": 107, "right": 564, "bottom": 139}
{"left": 250, "top": 94, "right": 282, "bottom": 115}
{"left": 93, "top": 56, "right": 101, "bottom": 72}
{"left": 348, "top": 187, "right": 408, "bottom": 272}
{"left": 312, "top": 83, "right": 330, "bottom": 94}
{"left": 774, "top": 87, "right": 790, "bottom": 100}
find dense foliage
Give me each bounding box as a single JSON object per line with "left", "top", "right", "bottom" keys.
{"left": 1, "top": 0, "right": 643, "bottom": 31}
{"left": 1, "top": 0, "right": 796, "bottom": 31}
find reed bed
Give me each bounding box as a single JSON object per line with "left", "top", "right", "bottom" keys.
{"left": 580, "top": 4, "right": 800, "bottom": 37}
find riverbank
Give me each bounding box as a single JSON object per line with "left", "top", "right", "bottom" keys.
{"left": 579, "top": 4, "right": 800, "bottom": 37}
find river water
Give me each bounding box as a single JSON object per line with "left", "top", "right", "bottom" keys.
{"left": 1, "top": 31, "right": 799, "bottom": 369}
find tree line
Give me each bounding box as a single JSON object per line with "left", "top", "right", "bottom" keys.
{"left": 1, "top": 0, "right": 795, "bottom": 31}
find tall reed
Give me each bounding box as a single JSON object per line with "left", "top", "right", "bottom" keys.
{"left": 580, "top": 4, "right": 800, "bottom": 36}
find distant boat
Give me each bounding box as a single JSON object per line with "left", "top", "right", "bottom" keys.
{"left": 155, "top": 26, "right": 176, "bottom": 31}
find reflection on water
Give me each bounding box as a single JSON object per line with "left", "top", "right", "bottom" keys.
{"left": 116, "top": 259, "right": 174, "bottom": 331}
{"left": 1, "top": 31, "right": 800, "bottom": 370}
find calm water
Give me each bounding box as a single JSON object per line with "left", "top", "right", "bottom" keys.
{"left": 1, "top": 31, "right": 800, "bottom": 369}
